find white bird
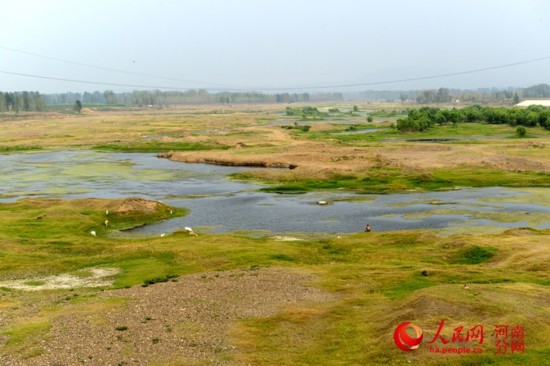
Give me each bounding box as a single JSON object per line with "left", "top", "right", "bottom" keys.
{"left": 169, "top": 210, "right": 173, "bottom": 215}
{"left": 104, "top": 220, "right": 109, "bottom": 226}
{"left": 184, "top": 227, "right": 198, "bottom": 236}
{"left": 105, "top": 210, "right": 109, "bottom": 215}
{"left": 90, "top": 231, "right": 96, "bottom": 237}
{"left": 317, "top": 200, "right": 328, "bottom": 205}
{"left": 160, "top": 233, "right": 166, "bottom": 238}
{"left": 463, "top": 284, "right": 470, "bottom": 290}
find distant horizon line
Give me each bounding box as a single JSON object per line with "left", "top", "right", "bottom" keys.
{"left": 2, "top": 83, "right": 549, "bottom": 95}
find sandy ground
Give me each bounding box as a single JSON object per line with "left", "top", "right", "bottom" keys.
{"left": 0, "top": 268, "right": 333, "bottom": 366}
{"left": 0, "top": 268, "right": 119, "bottom": 291}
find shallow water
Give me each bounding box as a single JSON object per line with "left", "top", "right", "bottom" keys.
{"left": 336, "top": 128, "right": 387, "bottom": 135}
{"left": 1, "top": 151, "right": 549, "bottom": 234}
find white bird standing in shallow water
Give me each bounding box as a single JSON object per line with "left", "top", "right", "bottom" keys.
{"left": 90, "top": 231, "right": 96, "bottom": 237}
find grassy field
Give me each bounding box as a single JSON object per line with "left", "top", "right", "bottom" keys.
{"left": 0, "top": 104, "right": 549, "bottom": 365}
{"left": 0, "top": 199, "right": 548, "bottom": 365}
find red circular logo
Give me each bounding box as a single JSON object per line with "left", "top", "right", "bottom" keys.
{"left": 394, "top": 322, "right": 423, "bottom": 351}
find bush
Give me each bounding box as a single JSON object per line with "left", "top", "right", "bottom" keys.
{"left": 142, "top": 274, "right": 178, "bottom": 287}
{"left": 516, "top": 126, "right": 527, "bottom": 137}
{"left": 455, "top": 246, "right": 497, "bottom": 264}
{"left": 367, "top": 116, "right": 373, "bottom": 122}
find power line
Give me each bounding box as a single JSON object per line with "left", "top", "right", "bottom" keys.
{"left": 291, "top": 56, "right": 550, "bottom": 90}
{"left": 1, "top": 56, "right": 549, "bottom": 92}
{"left": 0, "top": 45, "right": 235, "bottom": 88}
{"left": 0, "top": 70, "right": 188, "bottom": 90}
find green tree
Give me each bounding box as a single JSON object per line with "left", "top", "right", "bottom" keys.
{"left": 435, "top": 88, "right": 451, "bottom": 103}
{"left": 513, "top": 93, "right": 520, "bottom": 104}
{"left": 103, "top": 90, "right": 116, "bottom": 105}
{"left": 516, "top": 126, "right": 526, "bottom": 137}
{"left": 74, "top": 100, "right": 82, "bottom": 114}
{"left": 434, "top": 111, "right": 447, "bottom": 125}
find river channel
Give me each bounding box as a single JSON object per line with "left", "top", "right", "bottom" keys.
{"left": 1, "top": 151, "right": 549, "bottom": 235}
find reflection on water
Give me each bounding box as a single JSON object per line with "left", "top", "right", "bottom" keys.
{"left": 1, "top": 151, "right": 549, "bottom": 234}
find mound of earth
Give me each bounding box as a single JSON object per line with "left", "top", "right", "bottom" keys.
{"left": 113, "top": 197, "right": 165, "bottom": 215}
{"left": 159, "top": 151, "right": 296, "bottom": 169}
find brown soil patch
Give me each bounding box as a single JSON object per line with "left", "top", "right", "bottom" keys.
{"left": 114, "top": 197, "right": 164, "bottom": 214}
{"left": 480, "top": 156, "right": 549, "bottom": 172}
{"left": 1, "top": 268, "right": 333, "bottom": 366}
{"left": 161, "top": 128, "right": 550, "bottom": 180}
{"left": 162, "top": 140, "right": 385, "bottom": 180}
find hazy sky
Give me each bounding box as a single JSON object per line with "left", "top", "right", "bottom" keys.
{"left": 1, "top": 0, "right": 549, "bottom": 93}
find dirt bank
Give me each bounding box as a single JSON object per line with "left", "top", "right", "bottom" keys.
{"left": 158, "top": 151, "right": 297, "bottom": 169}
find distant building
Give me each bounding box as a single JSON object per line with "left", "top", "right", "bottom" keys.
{"left": 516, "top": 99, "right": 550, "bottom": 107}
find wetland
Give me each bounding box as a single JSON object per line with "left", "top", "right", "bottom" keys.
{"left": 0, "top": 105, "right": 549, "bottom": 366}
{"left": 1, "top": 150, "right": 548, "bottom": 235}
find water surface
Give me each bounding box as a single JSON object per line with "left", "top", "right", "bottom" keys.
{"left": 1, "top": 151, "right": 548, "bottom": 234}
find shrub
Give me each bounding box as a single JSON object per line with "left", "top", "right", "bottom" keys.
{"left": 516, "top": 126, "right": 527, "bottom": 137}
{"left": 455, "top": 246, "right": 497, "bottom": 264}
{"left": 142, "top": 274, "right": 178, "bottom": 287}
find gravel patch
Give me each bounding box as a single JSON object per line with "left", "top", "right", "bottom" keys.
{"left": 1, "top": 267, "right": 333, "bottom": 365}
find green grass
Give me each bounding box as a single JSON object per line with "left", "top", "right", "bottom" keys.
{"left": 93, "top": 141, "right": 230, "bottom": 152}
{"left": 23, "top": 280, "right": 46, "bottom": 286}
{"left": 452, "top": 245, "right": 498, "bottom": 264}
{"left": 301, "top": 122, "right": 550, "bottom": 144}
{"left": 253, "top": 166, "right": 550, "bottom": 194}
{"left": 0, "top": 195, "right": 549, "bottom": 365}
{"left": 1, "top": 321, "right": 52, "bottom": 354}
{"left": 0, "top": 145, "right": 42, "bottom": 153}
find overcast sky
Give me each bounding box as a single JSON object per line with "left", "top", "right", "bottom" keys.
{"left": 1, "top": 0, "right": 549, "bottom": 93}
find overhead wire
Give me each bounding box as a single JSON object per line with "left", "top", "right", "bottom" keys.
{"left": 1, "top": 44, "right": 549, "bottom": 91}
{"left": 0, "top": 45, "right": 235, "bottom": 88}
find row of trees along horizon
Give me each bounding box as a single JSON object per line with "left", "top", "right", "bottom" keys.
{"left": 0, "top": 84, "right": 549, "bottom": 113}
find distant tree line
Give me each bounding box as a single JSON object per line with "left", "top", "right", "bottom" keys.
{"left": 0, "top": 91, "right": 46, "bottom": 112}
{"left": 2, "top": 83, "right": 548, "bottom": 110}
{"left": 42, "top": 89, "right": 343, "bottom": 107}
{"left": 348, "top": 84, "right": 550, "bottom": 104}
{"left": 396, "top": 105, "right": 550, "bottom": 132}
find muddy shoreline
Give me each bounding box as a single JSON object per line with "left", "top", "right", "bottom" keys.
{"left": 158, "top": 151, "right": 297, "bottom": 169}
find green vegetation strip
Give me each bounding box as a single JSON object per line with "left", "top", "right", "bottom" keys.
{"left": 0, "top": 145, "right": 42, "bottom": 153}
{"left": 93, "top": 141, "right": 230, "bottom": 152}
{"left": 242, "top": 167, "right": 550, "bottom": 194}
